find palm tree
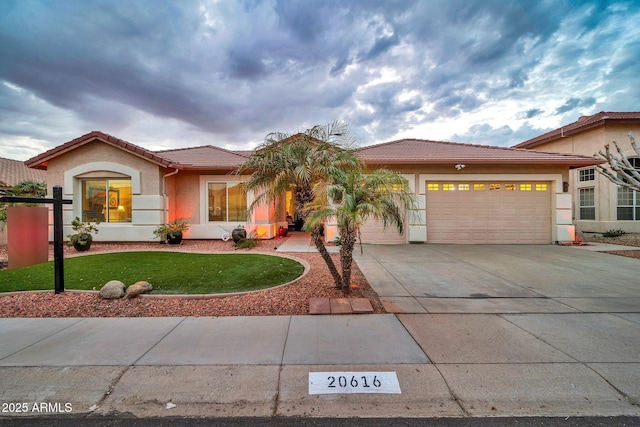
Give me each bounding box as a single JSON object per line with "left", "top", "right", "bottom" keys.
{"left": 237, "top": 122, "right": 361, "bottom": 289}
{"left": 307, "top": 168, "right": 418, "bottom": 294}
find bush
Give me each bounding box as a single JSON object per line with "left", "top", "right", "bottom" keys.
{"left": 602, "top": 229, "right": 626, "bottom": 238}
{"left": 235, "top": 237, "right": 259, "bottom": 249}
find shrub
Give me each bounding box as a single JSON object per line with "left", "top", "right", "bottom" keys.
{"left": 602, "top": 229, "right": 626, "bottom": 238}
{"left": 235, "top": 237, "right": 259, "bottom": 249}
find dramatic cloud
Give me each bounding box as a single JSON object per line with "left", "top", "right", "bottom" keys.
{"left": 0, "top": 0, "right": 638, "bottom": 159}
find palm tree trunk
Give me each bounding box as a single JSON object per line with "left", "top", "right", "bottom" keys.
{"left": 310, "top": 224, "right": 343, "bottom": 289}
{"left": 339, "top": 227, "right": 357, "bottom": 295}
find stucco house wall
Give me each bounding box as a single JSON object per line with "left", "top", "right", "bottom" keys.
{"left": 44, "top": 141, "right": 165, "bottom": 241}
{"left": 515, "top": 116, "right": 640, "bottom": 233}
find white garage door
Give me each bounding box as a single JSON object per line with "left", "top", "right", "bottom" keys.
{"left": 358, "top": 218, "right": 406, "bottom": 244}
{"left": 426, "top": 182, "right": 551, "bottom": 244}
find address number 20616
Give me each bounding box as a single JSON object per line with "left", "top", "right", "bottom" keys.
{"left": 308, "top": 371, "right": 401, "bottom": 394}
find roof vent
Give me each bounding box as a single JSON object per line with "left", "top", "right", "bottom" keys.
{"left": 577, "top": 115, "right": 591, "bottom": 122}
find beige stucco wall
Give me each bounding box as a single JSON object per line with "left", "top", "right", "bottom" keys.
{"left": 45, "top": 140, "right": 165, "bottom": 242}
{"left": 526, "top": 123, "right": 640, "bottom": 233}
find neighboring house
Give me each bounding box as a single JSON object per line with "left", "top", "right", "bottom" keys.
{"left": 0, "top": 157, "right": 46, "bottom": 187}
{"left": 514, "top": 112, "right": 640, "bottom": 234}
{"left": 25, "top": 131, "right": 600, "bottom": 245}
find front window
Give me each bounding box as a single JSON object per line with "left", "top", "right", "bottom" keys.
{"left": 615, "top": 158, "right": 640, "bottom": 220}
{"left": 579, "top": 188, "right": 595, "bottom": 220}
{"left": 207, "top": 182, "right": 247, "bottom": 222}
{"left": 617, "top": 186, "right": 640, "bottom": 220}
{"left": 579, "top": 168, "right": 595, "bottom": 182}
{"left": 82, "top": 179, "right": 132, "bottom": 223}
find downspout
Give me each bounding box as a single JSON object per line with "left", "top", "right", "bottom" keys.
{"left": 162, "top": 167, "right": 179, "bottom": 224}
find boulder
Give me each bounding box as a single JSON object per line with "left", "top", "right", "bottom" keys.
{"left": 125, "top": 281, "right": 153, "bottom": 299}
{"left": 99, "top": 280, "right": 126, "bottom": 299}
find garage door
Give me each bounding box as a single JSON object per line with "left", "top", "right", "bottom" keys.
{"left": 426, "top": 182, "right": 551, "bottom": 244}
{"left": 358, "top": 218, "right": 406, "bottom": 244}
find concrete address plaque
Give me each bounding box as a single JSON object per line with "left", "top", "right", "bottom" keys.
{"left": 308, "top": 371, "right": 401, "bottom": 394}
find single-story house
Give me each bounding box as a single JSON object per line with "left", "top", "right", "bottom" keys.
{"left": 24, "top": 130, "right": 601, "bottom": 245}
{"left": 514, "top": 112, "right": 640, "bottom": 234}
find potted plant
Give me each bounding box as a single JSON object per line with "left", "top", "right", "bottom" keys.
{"left": 67, "top": 216, "right": 100, "bottom": 251}
{"left": 231, "top": 225, "right": 247, "bottom": 243}
{"left": 153, "top": 218, "right": 190, "bottom": 245}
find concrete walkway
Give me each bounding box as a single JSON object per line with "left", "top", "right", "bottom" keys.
{"left": 275, "top": 231, "right": 339, "bottom": 253}
{"left": 1, "top": 244, "right": 640, "bottom": 420}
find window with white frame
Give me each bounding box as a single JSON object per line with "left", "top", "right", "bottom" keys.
{"left": 617, "top": 186, "right": 640, "bottom": 220}
{"left": 616, "top": 158, "right": 640, "bottom": 220}
{"left": 207, "top": 182, "right": 247, "bottom": 222}
{"left": 579, "top": 168, "right": 595, "bottom": 182}
{"left": 579, "top": 188, "right": 595, "bottom": 220}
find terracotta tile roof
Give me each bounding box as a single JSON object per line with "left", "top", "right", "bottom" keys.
{"left": 24, "top": 130, "right": 602, "bottom": 173}
{"left": 155, "top": 145, "right": 249, "bottom": 169}
{"left": 514, "top": 112, "right": 640, "bottom": 149}
{"left": 0, "top": 157, "right": 46, "bottom": 186}
{"left": 356, "top": 138, "right": 602, "bottom": 166}
{"left": 24, "top": 131, "right": 249, "bottom": 171}
{"left": 231, "top": 150, "right": 253, "bottom": 156}
{"left": 25, "top": 131, "right": 176, "bottom": 170}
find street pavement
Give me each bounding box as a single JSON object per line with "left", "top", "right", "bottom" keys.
{"left": 1, "top": 242, "right": 639, "bottom": 422}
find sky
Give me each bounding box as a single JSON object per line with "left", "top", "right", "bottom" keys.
{"left": 1, "top": 0, "right": 639, "bottom": 161}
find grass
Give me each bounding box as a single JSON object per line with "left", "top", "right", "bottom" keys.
{"left": 0, "top": 252, "right": 305, "bottom": 294}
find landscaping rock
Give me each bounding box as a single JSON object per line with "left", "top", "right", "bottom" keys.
{"left": 99, "top": 280, "right": 126, "bottom": 299}
{"left": 125, "top": 281, "right": 153, "bottom": 299}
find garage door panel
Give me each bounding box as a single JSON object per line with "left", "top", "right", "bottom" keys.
{"left": 426, "top": 181, "right": 551, "bottom": 244}
{"left": 358, "top": 218, "right": 406, "bottom": 244}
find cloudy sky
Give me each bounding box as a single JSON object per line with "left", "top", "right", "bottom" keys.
{"left": 1, "top": 0, "right": 639, "bottom": 161}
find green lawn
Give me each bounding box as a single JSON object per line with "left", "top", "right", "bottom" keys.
{"left": 0, "top": 252, "right": 305, "bottom": 294}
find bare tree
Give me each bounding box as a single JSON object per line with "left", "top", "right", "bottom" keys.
{"left": 595, "top": 132, "right": 640, "bottom": 191}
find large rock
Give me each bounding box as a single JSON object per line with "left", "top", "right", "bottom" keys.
{"left": 125, "top": 281, "right": 153, "bottom": 299}
{"left": 99, "top": 280, "right": 126, "bottom": 299}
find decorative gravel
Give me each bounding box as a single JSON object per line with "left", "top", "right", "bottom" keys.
{"left": 584, "top": 232, "right": 640, "bottom": 260}
{"left": 0, "top": 239, "right": 385, "bottom": 317}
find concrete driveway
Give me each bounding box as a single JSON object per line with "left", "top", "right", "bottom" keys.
{"left": 354, "top": 244, "right": 640, "bottom": 314}
{"left": 353, "top": 244, "right": 640, "bottom": 416}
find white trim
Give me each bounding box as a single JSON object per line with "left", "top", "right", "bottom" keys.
{"left": 64, "top": 162, "right": 141, "bottom": 194}
{"left": 198, "top": 175, "right": 248, "bottom": 225}
{"left": 578, "top": 167, "right": 596, "bottom": 183}
{"left": 578, "top": 187, "right": 596, "bottom": 220}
